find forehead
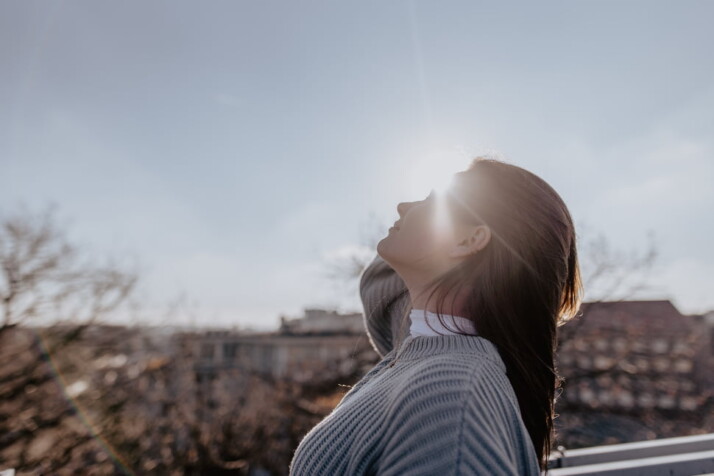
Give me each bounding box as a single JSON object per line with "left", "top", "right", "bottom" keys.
{"left": 452, "top": 172, "right": 468, "bottom": 184}
{"left": 443, "top": 172, "right": 486, "bottom": 223}
{"left": 448, "top": 172, "right": 476, "bottom": 195}
{"left": 443, "top": 171, "right": 484, "bottom": 205}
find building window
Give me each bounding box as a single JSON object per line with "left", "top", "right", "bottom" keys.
{"left": 594, "top": 339, "right": 608, "bottom": 351}
{"left": 673, "top": 340, "right": 689, "bottom": 354}
{"left": 594, "top": 355, "right": 615, "bottom": 370}
{"left": 653, "top": 356, "right": 669, "bottom": 372}
{"left": 200, "top": 343, "right": 215, "bottom": 360}
{"left": 651, "top": 338, "right": 668, "bottom": 353}
{"left": 634, "top": 357, "right": 649, "bottom": 372}
{"left": 674, "top": 358, "right": 693, "bottom": 373}
{"left": 632, "top": 340, "right": 647, "bottom": 353}
{"left": 598, "top": 389, "right": 613, "bottom": 405}
{"left": 680, "top": 396, "right": 698, "bottom": 411}
{"left": 576, "top": 355, "right": 591, "bottom": 369}
{"left": 223, "top": 342, "right": 239, "bottom": 361}
{"left": 596, "top": 374, "right": 613, "bottom": 387}
{"left": 616, "top": 391, "right": 634, "bottom": 408}
{"left": 638, "top": 393, "right": 655, "bottom": 408}
{"left": 580, "top": 387, "right": 595, "bottom": 405}
{"left": 658, "top": 394, "right": 676, "bottom": 409}
{"left": 612, "top": 337, "right": 627, "bottom": 353}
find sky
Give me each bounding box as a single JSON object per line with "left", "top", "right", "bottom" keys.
{"left": 2, "top": 1, "right": 713, "bottom": 330}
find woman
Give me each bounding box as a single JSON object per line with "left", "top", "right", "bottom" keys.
{"left": 289, "top": 157, "right": 583, "bottom": 475}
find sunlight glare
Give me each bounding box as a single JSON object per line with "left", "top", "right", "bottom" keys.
{"left": 432, "top": 186, "right": 454, "bottom": 242}
{"left": 404, "top": 148, "right": 472, "bottom": 243}
{"left": 404, "top": 147, "right": 471, "bottom": 200}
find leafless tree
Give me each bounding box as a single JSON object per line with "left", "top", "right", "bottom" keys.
{"left": 0, "top": 203, "right": 377, "bottom": 475}
{"left": 0, "top": 202, "right": 138, "bottom": 330}
{"left": 0, "top": 203, "right": 139, "bottom": 474}
{"left": 320, "top": 210, "right": 389, "bottom": 285}
{"left": 558, "top": 224, "right": 658, "bottom": 341}
{"left": 556, "top": 224, "right": 659, "bottom": 382}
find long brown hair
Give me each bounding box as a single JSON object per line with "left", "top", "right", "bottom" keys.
{"left": 392, "top": 157, "right": 583, "bottom": 471}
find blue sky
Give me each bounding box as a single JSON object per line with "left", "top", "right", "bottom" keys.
{"left": 2, "top": 1, "right": 713, "bottom": 330}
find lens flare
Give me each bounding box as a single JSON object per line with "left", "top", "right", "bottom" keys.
{"left": 35, "top": 329, "right": 137, "bottom": 475}
{"left": 432, "top": 187, "right": 455, "bottom": 242}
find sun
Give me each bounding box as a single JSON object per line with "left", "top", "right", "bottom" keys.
{"left": 404, "top": 147, "right": 471, "bottom": 200}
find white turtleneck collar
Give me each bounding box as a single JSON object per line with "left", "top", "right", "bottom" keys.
{"left": 409, "top": 308, "right": 477, "bottom": 337}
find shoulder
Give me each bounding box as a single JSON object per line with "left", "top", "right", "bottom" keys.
{"left": 387, "top": 351, "right": 527, "bottom": 444}
{"left": 392, "top": 337, "right": 513, "bottom": 394}
{"left": 378, "top": 354, "right": 536, "bottom": 475}
{"left": 393, "top": 353, "right": 515, "bottom": 406}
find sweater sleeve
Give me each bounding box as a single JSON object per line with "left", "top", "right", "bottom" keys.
{"left": 358, "top": 253, "right": 411, "bottom": 358}
{"left": 376, "top": 360, "right": 538, "bottom": 476}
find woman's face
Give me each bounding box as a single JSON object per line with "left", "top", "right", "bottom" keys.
{"left": 377, "top": 172, "right": 482, "bottom": 274}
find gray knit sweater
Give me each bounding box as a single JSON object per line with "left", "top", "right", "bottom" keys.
{"left": 288, "top": 255, "right": 541, "bottom": 475}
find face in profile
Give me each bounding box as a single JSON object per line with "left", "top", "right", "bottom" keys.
{"left": 377, "top": 172, "right": 491, "bottom": 278}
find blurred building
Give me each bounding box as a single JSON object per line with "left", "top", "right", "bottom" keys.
{"left": 556, "top": 300, "right": 714, "bottom": 412}
{"left": 187, "top": 300, "right": 714, "bottom": 410}
{"left": 191, "top": 308, "right": 374, "bottom": 383}
{"left": 278, "top": 308, "right": 365, "bottom": 334}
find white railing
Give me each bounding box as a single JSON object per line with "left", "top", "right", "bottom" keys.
{"left": 546, "top": 433, "right": 714, "bottom": 475}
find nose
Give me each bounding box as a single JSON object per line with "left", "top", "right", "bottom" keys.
{"left": 397, "top": 201, "right": 411, "bottom": 217}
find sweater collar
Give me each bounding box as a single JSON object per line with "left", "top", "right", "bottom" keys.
{"left": 409, "top": 308, "right": 478, "bottom": 337}
{"left": 393, "top": 334, "right": 507, "bottom": 372}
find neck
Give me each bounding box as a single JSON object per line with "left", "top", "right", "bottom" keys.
{"left": 407, "top": 285, "right": 468, "bottom": 317}
{"left": 409, "top": 308, "right": 477, "bottom": 337}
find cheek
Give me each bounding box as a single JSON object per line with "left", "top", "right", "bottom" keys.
{"left": 379, "top": 213, "right": 451, "bottom": 266}
{"left": 400, "top": 213, "right": 445, "bottom": 252}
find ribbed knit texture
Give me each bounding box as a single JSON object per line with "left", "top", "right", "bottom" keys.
{"left": 359, "top": 254, "right": 412, "bottom": 358}
{"left": 288, "top": 254, "right": 541, "bottom": 475}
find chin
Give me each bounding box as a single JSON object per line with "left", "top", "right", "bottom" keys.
{"left": 376, "top": 238, "right": 386, "bottom": 256}
{"left": 376, "top": 240, "right": 399, "bottom": 265}
{"left": 376, "top": 238, "right": 391, "bottom": 259}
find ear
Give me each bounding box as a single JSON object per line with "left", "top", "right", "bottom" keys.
{"left": 448, "top": 225, "right": 491, "bottom": 258}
